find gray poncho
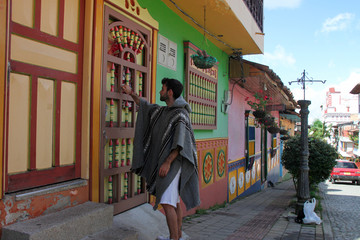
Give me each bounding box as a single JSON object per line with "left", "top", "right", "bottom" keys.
{"left": 131, "top": 96, "right": 200, "bottom": 211}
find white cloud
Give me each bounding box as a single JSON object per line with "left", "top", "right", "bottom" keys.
{"left": 264, "top": 0, "right": 302, "bottom": 10}
{"left": 264, "top": 45, "right": 296, "bottom": 66}
{"left": 245, "top": 45, "right": 296, "bottom": 68}
{"left": 321, "top": 13, "right": 355, "bottom": 33}
{"left": 329, "top": 70, "right": 360, "bottom": 95}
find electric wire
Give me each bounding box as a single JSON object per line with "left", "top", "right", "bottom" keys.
{"left": 169, "top": 0, "right": 239, "bottom": 52}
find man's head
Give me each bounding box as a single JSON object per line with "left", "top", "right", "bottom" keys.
{"left": 160, "top": 78, "right": 183, "bottom": 101}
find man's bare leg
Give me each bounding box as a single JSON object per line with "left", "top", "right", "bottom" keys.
{"left": 162, "top": 204, "right": 179, "bottom": 240}
{"left": 176, "top": 203, "right": 182, "bottom": 239}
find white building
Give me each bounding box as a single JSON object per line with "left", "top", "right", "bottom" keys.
{"left": 323, "top": 87, "right": 358, "bottom": 126}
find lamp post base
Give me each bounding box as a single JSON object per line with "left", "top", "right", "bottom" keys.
{"left": 295, "top": 200, "right": 305, "bottom": 223}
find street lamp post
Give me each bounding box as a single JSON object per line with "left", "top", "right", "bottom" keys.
{"left": 289, "top": 70, "right": 326, "bottom": 222}
{"left": 296, "top": 100, "right": 311, "bottom": 219}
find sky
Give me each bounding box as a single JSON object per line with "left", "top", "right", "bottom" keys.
{"left": 244, "top": 0, "right": 360, "bottom": 123}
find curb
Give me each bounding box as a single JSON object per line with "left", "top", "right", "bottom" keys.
{"left": 320, "top": 192, "right": 334, "bottom": 240}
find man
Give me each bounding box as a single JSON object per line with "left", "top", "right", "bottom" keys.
{"left": 121, "top": 78, "right": 200, "bottom": 240}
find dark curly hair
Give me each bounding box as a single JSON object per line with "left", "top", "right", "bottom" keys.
{"left": 161, "top": 78, "right": 183, "bottom": 99}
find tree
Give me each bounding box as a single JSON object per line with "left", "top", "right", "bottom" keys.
{"left": 349, "top": 132, "right": 359, "bottom": 148}
{"left": 309, "top": 119, "right": 332, "bottom": 141}
{"left": 281, "top": 135, "right": 338, "bottom": 190}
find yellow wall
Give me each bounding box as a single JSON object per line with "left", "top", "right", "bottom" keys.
{"left": 280, "top": 117, "right": 296, "bottom": 136}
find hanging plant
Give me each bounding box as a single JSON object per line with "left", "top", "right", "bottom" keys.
{"left": 258, "top": 115, "right": 274, "bottom": 126}
{"left": 245, "top": 91, "right": 272, "bottom": 113}
{"left": 191, "top": 50, "right": 217, "bottom": 69}
{"left": 267, "top": 126, "right": 280, "bottom": 134}
{"left": 281, "top": 135, "right": 290, "bottom": 140}
{"left": 253, "top": 110, "right": 266, "bottom": 119}
{"left": 280, "top": 129, "right": 288, "bottom": 135}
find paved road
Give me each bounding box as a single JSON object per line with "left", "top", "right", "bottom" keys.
{"left": 319, "top": 180, "right": 360, "bottom": 240}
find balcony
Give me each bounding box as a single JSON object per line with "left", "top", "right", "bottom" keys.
{"left": 243, "top": 0, "right": 263, "bottom": 32}
{"left": 161, "top": 0, "right": 264, "bottom": 55}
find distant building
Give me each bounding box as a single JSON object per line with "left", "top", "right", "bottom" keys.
{"left": 337, "top": 122, "right": 357, "bottom": 159}
{"left": 350, "top": 84, "right": 360, "bottom": 159}
{"left": 323, "top": 87, "right": 358, "bottom": 126}
{"left": 323, "top": 87, "right": 358, "bottom": 159}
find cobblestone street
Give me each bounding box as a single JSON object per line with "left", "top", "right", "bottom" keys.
{"left": 182, "top": 179, "right": 325, "bottom": 240}
{"left": 320, "top": 180, "right": 360, "bottom": 240}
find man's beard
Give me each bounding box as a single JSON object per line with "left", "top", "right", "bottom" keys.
{"left": 160, "top": 94, "right": 168, "bottom": 101}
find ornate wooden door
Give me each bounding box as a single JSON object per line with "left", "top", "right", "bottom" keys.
{"left": 100, "top": 6, "right": 149, "bottom": 214}
{"left": 5, "top": 0, "right": 84, "bottom": 192}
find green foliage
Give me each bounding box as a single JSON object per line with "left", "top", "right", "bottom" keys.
{"left": 349, "top": 132, "right": 359, "bottom": 147}
{"left": 195, "top": 208, "right": 207, "bottom": 215}
{"left": 209, "top": 201, "right": 227, "bottom": 211}
{"left": 246, "top": 91, "right": 272, "bottom": 112}
{"left": 309, "top": 119, "right": 332, "bottom": 141}
{"left": 281, "top": 135, "right": 338, "bottom": 190}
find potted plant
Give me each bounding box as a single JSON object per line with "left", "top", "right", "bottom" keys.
{"left": 253, "top": 110, "right": 266, "bottom": 119}
{"left": 245, "top": 91, "right": 272, "bottom": 120}
{"left": 258, "top": 115, "right": 274, "bottom": 126}
{"left": 267, "top": 125, "right": 280, "bottom": 134}
{"left": 280, "top": 129, "right": 288, "bottom": 135}
{"left": 280, "top": 135, "right": 290, "bottom": 140}
{"left": 191, "top": 50, "right": 217, "bottom": 69}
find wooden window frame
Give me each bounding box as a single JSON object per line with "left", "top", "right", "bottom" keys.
{"left": 184, "top": 41, "right": 217, "bottom": 130}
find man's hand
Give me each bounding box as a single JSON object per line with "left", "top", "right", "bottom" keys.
{"left": 121, "top": 84, "right": 132, "bottom": 95}
{"left": 158, "top": 148, "right": 180, "bottom": 177}
{"left": 121, "top": 84, "right": 140, "bottom": 105}
{"left": 159, "top": 161, "right": 171, "bottom": 177}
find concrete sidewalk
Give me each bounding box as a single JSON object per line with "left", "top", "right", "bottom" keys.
{"left": 182, "top": 179, "right": 333, "bottom": 240}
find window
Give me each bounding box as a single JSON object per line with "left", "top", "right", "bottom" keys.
{"left": 184, "top": 41, "right": 217, "bottom": 129}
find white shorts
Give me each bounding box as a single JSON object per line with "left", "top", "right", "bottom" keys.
{"left": 160, "top": 168, "right": 181, "bottom": 208}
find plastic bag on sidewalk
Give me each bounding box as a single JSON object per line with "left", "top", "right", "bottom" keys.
{"left": 303, "top": 198, "right": 322, "bottom": 225}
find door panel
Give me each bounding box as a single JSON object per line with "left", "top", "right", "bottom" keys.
{"left": 6, "top": 0, "right": 84, "bottom": 192}
{"left": 100, "top": 6, "right": 150, "bottom": 214}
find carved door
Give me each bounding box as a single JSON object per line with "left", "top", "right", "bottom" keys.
{"left": 100, "top": 6, "right": 150, "bottom": 214}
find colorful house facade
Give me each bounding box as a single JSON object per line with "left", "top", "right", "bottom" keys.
{"left": 0, "top": 0, "right": 296, "bottom": 231}
{"left": 227, "top": 60, "right": 297, "bottom": 201}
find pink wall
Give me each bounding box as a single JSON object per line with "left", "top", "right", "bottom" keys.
{"left": 228, "top": 84, "right": 264, "bottom": 161}
{"left": 228, "top": 84, "right": 280, "bottom": 161}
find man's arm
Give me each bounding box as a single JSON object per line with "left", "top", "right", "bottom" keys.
{"left": 159, "top": 147, "right": 181, "bottom": 177}
{"left": 121, "top": 84, "right": 140, "bottom": 105}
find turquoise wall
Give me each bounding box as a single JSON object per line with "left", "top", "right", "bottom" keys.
{"left": 138, "top": 0, "right": 229, "bottom": 139}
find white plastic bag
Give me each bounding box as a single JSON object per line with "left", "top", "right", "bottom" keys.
{"left": 302, "top": 198, "right": 322, "bottom": 224}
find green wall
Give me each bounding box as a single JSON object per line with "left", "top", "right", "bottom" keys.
{"left": 139, "top": 0, "right": 229, "bottom": 139}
